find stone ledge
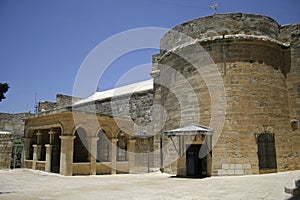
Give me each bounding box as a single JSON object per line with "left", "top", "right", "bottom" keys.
{"left": 222, "top": 163, "right": 252, "bottom": 170}
{"left": 219, "top": 163, "right": 253, "bottom": 175}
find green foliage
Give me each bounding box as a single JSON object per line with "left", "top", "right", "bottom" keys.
{"left": 0, "top": 82, "right": 9, "bottom": 102}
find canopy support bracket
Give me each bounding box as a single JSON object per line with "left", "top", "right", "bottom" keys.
{"left": 169, "top": 136, "right": 180, "bottom": 156}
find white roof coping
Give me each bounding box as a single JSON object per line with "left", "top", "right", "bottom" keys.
{"left": 161, "top": 34, "right": 290, "bottom": 60}
{"left": 0, "top": 131, "right": 12, "bottom": 135}
{"left": 75, "top": 79, "right": 153, "bottom": 105}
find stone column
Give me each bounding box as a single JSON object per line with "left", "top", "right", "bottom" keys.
{"left": 32, "top": 145, "right": 42, "bottom": 170}
{"left": 110, "top": 138, "right": 118, "bottom": 175}
{"left": 45, "top": 144, "right": 52, "bottom": 172}
{"left": 23, "top": 137, "right": 32, "bottom": 160}
{"left": 49, "top": 129, "right": 55, "bottom": 145}
{"left": 59, "top": 135, "right": 76, "bottom": 176}
{"left": 128, "top": 139, "right": 136, "bottom": 174}
{"left": 35, "top": 131, "right": 43, "bottom": 163}
{"left": 36, "top": 131, "right": 43, "bottom": 145}
{"left": 87, "top": 137, "right": 99, "bottom": 175}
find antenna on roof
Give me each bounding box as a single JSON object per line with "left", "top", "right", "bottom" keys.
{"left": 210, "top": 0, "right": 219, "bottom": 15}
{"left": 34, "top": 92, "right": 38, "bottom": 114}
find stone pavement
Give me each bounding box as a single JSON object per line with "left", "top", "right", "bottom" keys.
{"left": 0, "top": 169, "right": 299, "bottom": 200}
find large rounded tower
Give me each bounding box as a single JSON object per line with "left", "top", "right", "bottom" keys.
{"left": 151, "top": 13, "right": 300, "bottom": 176}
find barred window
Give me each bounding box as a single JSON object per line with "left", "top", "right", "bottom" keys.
{"left": 97, "top": 130, "right": 110, "bottom": 162}
{"left": 258, "top": 132, "right": 277, "bottom": 170}
{"left": 117, "top": 133, "right": 128, "bottom": 161}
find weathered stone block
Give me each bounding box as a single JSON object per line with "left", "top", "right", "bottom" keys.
{"left": 218, "top": 169, "right": 228, "bottom": 175}
{"left": 234, "top": 169, "right": 245, "bottom": 175}
{"left": 235, "top": 164, "right": 243, "bottom": 169}
{"left": 243, "top": 164, "right": 251, "bottom": 169}
{"left": 229, "top": 164, "right": 235, "bottom": 169}
{"left": 228, "top": 169, "right": 235, "bottom": 175}
{"left": 222, "top": 164, "right": 229, "bottom": 169}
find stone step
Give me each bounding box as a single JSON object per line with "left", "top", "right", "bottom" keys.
{"left": 296, "top": 180, "right": 300, "bottom": 188}
{"left": 284, "top": 180, "right": 300, "bottom": 196}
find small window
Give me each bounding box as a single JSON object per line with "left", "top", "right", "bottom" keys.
{"left": 117, "top": 133, "right": 128, "bottom": 161}
{"left": 258, "top": 132, "right": 277, "bottom": 170}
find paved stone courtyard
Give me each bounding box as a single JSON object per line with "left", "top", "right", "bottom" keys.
{"left": 0, "top": 169, "right": 299, "bottom": 200}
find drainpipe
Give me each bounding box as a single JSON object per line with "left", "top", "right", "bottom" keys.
{"left": 160, "top": 135, "right": 163, "bottom": 172}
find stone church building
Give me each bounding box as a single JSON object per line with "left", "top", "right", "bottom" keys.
{"left": 24, "top": 13, "right": 300, "bottom": 176}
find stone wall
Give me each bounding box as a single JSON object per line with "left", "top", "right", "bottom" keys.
{"left": 0, "top": 131, "right": 12, "bottom": 169}
{"left": 38, "top": 101, "right": 57, "bottom": 112}
{"left": 38, "top": 94, "right": 82, "bottom": 112}
{"left": 280, "top": 23, "right": 300, "bottom": 171}
{"left": 160, "top": 13, "right": 280, "bottom": 51}
{"left": 0, "top": 112, "right": 33, "bottom": 137}
{"left": 73, "top": 90, "right": 154, "bottom": 135}
{"left": 152, "top": 13, "right": 300, "bottom": 176}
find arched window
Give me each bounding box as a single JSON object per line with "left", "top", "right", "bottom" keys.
{"left": 257, "top": 132, "right": 277, "bottom": 170}
{"left": 117, "top": 132, "right": 128, "bottom": 161}
{"left": 73, "top": 128, "right": 89, "bottom": 162}
{"left": 97, "top": 130, "right": 110, "bottom": 162}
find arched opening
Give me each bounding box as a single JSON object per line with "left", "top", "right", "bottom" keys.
{"left": 97, "top": 130, "right": 111, "bottom": 162}
{"left": 73, "top": 127, "right": 89, "bottom": 163}
{"left": 257, "top": 132, "right": 277, "bottom": 172}
{"left": 117, "top": 132, "right": 128, "bottom": 161}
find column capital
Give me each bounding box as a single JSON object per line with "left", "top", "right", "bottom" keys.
{"left": 48, "top": 130, "right": 55, "bottom": 135}
{"left": 45, "top": 144, "right": 52, "bottom": 148}
{"left": 86, "top": 136, "right": 99, "bottom": 141}
{"left": 49, "top": 130, "right": 56, "bottom": 145}
{"left": 32, "top": 144, "right": 42, "bottom": 148}
{"left": 59, "top": 135, "right": 76, "bottom": 140}
{"left": 129, "top": 139, "right": 136, "bottom": 143}
{"left": 111, "top": 138, "right": 118, "bottom": 144}
{"left": 36, "top": 130, "right": 42, "bottom": 136}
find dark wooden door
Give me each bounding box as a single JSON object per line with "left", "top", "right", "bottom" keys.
{"left": 186, "top": 145, "right": 207, "bottom": 177}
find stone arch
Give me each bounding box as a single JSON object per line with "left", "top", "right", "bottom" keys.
{"left": 25, "top": 123, "right": 64, "bottom": 138}
{"left": 73, "top": 127, "right": 89, "bottom": 163}
{"left": 72, "top": 124, "right": 92, "bottom": 137}
{"left": 115, "top": 127, "right": 132, "bottom": 139}
{"left": 24, "top": 125, "right": 63, "bottom": 162}
{"left": 253, "top": 126, "right": 276, "bottom": 143}
{"left": 96, "top": 125, "right": 112, "bottom": 139}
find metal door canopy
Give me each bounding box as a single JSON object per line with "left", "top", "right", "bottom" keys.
{"left": 164, "top": 124, "right": 214, "bottom": 136}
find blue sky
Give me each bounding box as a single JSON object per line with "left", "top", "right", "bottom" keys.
{"left": 0, "top": 0, "right": 299, "bottom": 113}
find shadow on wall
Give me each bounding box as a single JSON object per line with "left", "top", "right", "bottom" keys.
{"left": 286, "top": 179, "right": 300, "bottom": 199}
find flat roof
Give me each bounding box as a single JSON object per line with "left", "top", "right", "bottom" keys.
{"left": 75, "top": 79, "right": 153, "bottom": 105}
